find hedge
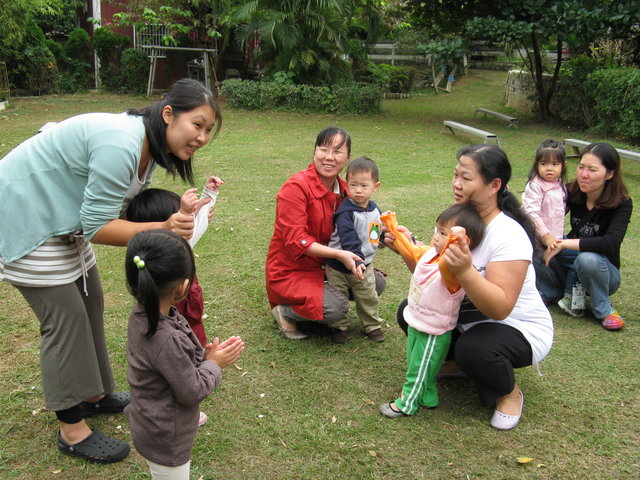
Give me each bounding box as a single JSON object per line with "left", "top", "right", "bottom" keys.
{"left": 588, "top": 68, "right": 640, "bottom": 142}
{"left": 554, "top": 58, "right": 640, "bottom": 142}
{"left": 220, "top": 79, "right": 382, "bottom": 114}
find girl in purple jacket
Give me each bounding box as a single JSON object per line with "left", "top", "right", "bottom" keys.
{"left": 124, "top": 230, "right": 244, "bottom": 479}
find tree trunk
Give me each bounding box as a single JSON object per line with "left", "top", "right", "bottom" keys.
{"left": 530, "top": 30, "right": 549, "bottom": 121}
{"left": 545, "top": 37, "right": 564, "bottom": 119}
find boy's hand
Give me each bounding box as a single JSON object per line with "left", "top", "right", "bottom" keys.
{"left": 205, "top": 336, "right": 245, "bottom": 369}
{"left": 205, "top": 175, "right": 224, "bottom": 192}
{"left": 179, "top": 188, "right": 199, "bottom": 215}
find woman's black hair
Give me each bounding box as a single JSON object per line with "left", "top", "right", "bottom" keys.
{"left": 527, "top": 139, "right": 567, "bottom": 183}
{"left": 314, "top": 126, "right": 351, "bottom": 155}
{"left": 457, "top": 144, "right": 538, "bottom": 247}
{"left": 127, "top": 78, "right": 222, "bottom": 185}
{"left": 567, "top": 142, "right": 630, "bottom": 209}
{"left": 125, "top": 229, "right": 195, "bottom": 338}
{"left": 126, "top": 188, "right": 180, "bottom": 223}
{"left": 436, "top": 202, "right": 486, "bottom": 250}
{"left": 346, "top": 156, "right": 378, "bottom": 182}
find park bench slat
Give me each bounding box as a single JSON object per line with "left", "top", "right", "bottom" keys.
{"left": 564, "top": 138, "right": 640, "bottom": 162}
{"left": 474, "top": 108, "right": 518, "bottom": 128}
{"left": 441, "top": 120, "right": 500, "bottom": 147}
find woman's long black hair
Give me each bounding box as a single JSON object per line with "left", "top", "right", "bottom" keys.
{"left": 127, "top": 78, "right": 222, "bottom": 185}
{"left": 457, "top": 144, "right": 538, "bottom": 247}
{"left": 125, "top": 229, "right": 195, "bottom": 338}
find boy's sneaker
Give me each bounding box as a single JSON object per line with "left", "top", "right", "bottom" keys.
{"left": 602, "top": 309, "right": 624, "bottom": 331}
{"left": 366, "top": 328, "right": 385, "bottom": 342}
{"left": 557, "top": 297, "right": 584, "bottom": 317}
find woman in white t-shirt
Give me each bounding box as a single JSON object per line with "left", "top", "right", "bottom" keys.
{"left": 384, "top": 144, "right": 553, "bottom": 430}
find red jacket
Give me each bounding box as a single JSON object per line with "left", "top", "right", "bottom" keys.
{"left": 266, "top": 163, "right": 348, "bottom": 320}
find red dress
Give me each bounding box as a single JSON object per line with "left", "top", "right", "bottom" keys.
{"left": 175, "top": 274, "right": 206, "bottom": 347}
{"left": 266, "top": 163, "right": 348, "bottom": 320}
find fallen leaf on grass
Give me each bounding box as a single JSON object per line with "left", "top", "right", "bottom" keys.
{"left": 270, "top": 362, "right": 277, "bottom": 369}
{"left": 241, "top": 371, "right": 249, "bottom": 377}
{"left": 369, "top": 450, "right": 377, "bottom": 457}
{"left": 233, "top": 364, "right": 243, "bottom": 370}
{"left": 32, "top": 406, "right": 46, "bottom": 416}
{"left": 516, "top": 457, "right": 534, "bottom": 464}
{"left": 362, "top": 398, "right": 375, "bottom": 405}
{"left": 52, "top": 470, "right": 62, "bottom": 474}
{"left": 536, "top": 464, "right": 547, "bottom": 468}
{"left": 331, "top": 416, "right": 336, "bottom": 423}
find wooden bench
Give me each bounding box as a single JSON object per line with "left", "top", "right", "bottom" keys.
{"left": 440, "top": 120, "right": 500, "bottom": 147}
{"left": 474, "top": 108, "right": 518, "bottom": 128}
{"left": 564, "top": 138, "right": 640, "bottom": 162}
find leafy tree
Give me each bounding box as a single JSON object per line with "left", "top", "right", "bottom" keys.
{"left": 230, "top": 0, "right": 387, "bottom": 84}
{"left": 36, "top": 0, "right": 85, "bottom": 37}
{"left": 403, "top": 0, "right": 640, "bottom": 120}
{"left": 0, "top": 0, "right": 36, "bottom": 61}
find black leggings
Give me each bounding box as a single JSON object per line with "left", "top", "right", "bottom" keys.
{"left": 396, "top": 300, "right": 533, "bottom": 408}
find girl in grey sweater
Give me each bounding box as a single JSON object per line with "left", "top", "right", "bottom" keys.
{"left": 124, "top": 229, "right": 244, "bottom": 479}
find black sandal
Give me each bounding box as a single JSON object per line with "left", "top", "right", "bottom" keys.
{"left": 79, "top": 391, "right": 130, "bottom": 418}
{"left": 57, "top": 429, "right": 130, "bottom": 464}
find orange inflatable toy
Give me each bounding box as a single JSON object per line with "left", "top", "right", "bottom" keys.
{"left": 380, "top": 212, "right": 468, "bottom": 294}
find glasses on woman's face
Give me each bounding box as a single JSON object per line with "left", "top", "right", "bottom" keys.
{"left": 315, "top": 146, "right": 348, "bottom": 157}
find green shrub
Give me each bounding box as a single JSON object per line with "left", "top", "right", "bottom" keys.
{"left": 334, "top": 83, "right": 381, "bottom": 114}
{"left": 11, "top": 44, "right": 58, "bottom": 95}
{"left": 117, "top": 48, "right": 150, "bottom": 94}
{"left": 93, "top": 27, "right": 130, "bottom": 65}
{"left": 588, "top": 68, "right": 640, "bottom": 142}
{"left": 65, "top": 28, "right": 92, "bottom": 63}
{"left": 7, "top": 20, "right": 58, "bottom": 95}
{"left": 221, "top": 79, "right": 381, "bottom": 114}
{"left": 553, "top": 56, "right": 600, "bottom": 127}
{"left": 56, "top": 58, "right": 93, "bottom": 93}
{"left": 45, "top": 39, "right": 65, "bottom": 67}
{"left": 357, "top": 63, "right": 413, "bottom": 93}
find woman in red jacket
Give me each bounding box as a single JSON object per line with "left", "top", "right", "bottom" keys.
{"left": 266, "top": 127, "right": 368, "bottom": 341}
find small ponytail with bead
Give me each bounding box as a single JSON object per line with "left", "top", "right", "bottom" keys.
{"left": 125, "top": 229, "right": 195, "bottom": 338}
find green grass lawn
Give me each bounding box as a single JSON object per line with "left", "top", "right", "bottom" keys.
{"left": 1, "top": 70, "right": 638, "bottom": 479}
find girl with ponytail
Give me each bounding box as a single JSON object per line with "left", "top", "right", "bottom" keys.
{"left": 124, "top": 229, "right": 244, "bottom": 479}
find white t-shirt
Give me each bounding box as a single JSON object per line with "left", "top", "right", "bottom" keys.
{"left": 461, "top": 212, "right": 553, "bottom": 365}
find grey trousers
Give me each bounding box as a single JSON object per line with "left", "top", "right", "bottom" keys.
{"left": 285, "top": 270, "right": 387, "bottom": 326}
{"left": 15, "top": 266, "right": 115, "bottom": 411}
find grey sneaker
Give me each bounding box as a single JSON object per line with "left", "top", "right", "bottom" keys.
{"left": 271, "top": 306, "right": 308, "bottom": 340}
{"left": 557, "top": 297, "right": 585, "bottom": 317}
